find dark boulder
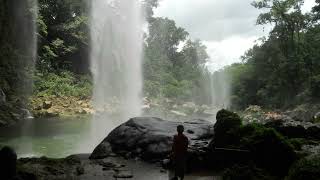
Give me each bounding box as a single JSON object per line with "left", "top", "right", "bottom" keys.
{"left": 208, "top": 110, "right": 296, "bottom": 176}
{"left": 286, "top": 154, "right": 320, "bottom": 180}
{"left": 210, "top": 109, "right": 242, "bottom": 148}
{"left": 90, "top": 117, "right": 214, "bottom": 162}
{"left": 242, "top": 126, "right": 296, "bottom": 176}
{"left": 0, "top": 146, "right": 17, "bottom": 180}
{"left": 265, "top": 120, "right": 320, "bottom": 140}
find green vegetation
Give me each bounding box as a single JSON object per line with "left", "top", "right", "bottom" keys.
{"left": 1, "top": 0, "right": 213, "bottom": 109}
{"left": 35, "top": 0, "right": 91, "bottom": 98}
{"left": 37, "top": 0, "right": 89, "bottom": 73}
{"left": 1, "top": 0, "right": 319, "bottom": 178}
{"left": 33, "top": 72, "right": 91, "bottom": 97}
{"left": 143, "top": 14, "right": 212, "bottom": 103}
{"left": 222, "top": 0, "right": 320, "bottom": 109}
{"left": 5, "top": 0, "right": 319, "bottom": 110}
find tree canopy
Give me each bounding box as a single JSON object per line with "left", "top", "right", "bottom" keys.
{"left": 222, "top": 0, "right": 320, "bottom": 109}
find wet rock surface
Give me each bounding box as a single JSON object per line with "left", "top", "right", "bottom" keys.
{"left": 15, "top": 154, "right": 180, "bottom": 180}
{"left": 90, "top": 117, "right": 214, "bottom": 162}
{"left": 283, "top": 104, "right": 320, "bottom": 122}
{"left": 30, "top": 96, "right": 94, "bottom": 118}
{"left": 265, "top": 118, "right": 320, "bottom": 140}
{"left": 241, "top": 105, "right": 320, "bottom": 140}
{"left": 0, "top": 104, "right": 26, "bottom": 127}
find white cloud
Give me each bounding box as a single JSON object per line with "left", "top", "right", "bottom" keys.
{"left": 154, "top": 0, "right": 264, "bottom": 41}
{"left": 302, "top": 0, "right": 316, "bottom": 12}
{"left": 204, "top": 36, "right": 258, "bottom": 71}
{"left": 154, "top": 0, "right": 316, "bottom": 71}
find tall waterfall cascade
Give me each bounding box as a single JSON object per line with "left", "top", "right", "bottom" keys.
{"left": 210, "top": 71, "right": 230, "bottom": 109}
{"left": 90, "top": 0, "right": 144, "bottom": 148}
{"left": 9, "top": 0, "right": 38, "bottom": 157}
{"left": 11, "top": 0, "right": 38, "bottom": 98}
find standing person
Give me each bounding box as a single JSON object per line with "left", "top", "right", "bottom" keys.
{"left": 171, "top": 125, "right": 189, "bottom": 180}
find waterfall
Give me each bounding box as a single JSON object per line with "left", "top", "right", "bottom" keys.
{"left": 210, "top": 70, "right": 230, "bottom": 109}
{"left": 10, "top": 0, "right": 38, "bottom": 99}
{"left": 89, "top": 0, "right": 144, "bottom": 148}
{"left": 8, "top": 0, "right": 38, "bottom": 157}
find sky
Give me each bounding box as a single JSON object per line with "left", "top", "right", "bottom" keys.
{"left": 154, "top": 0, "right": 316, "bottom": 71}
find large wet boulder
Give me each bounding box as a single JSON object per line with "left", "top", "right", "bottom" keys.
{"left": 90, "top": 117, "right": 214, "bottom": 161}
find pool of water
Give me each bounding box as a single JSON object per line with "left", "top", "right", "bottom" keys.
{"left": 0, "top": 112, "right": 216, "bottom": 159}
{"left": 0, "top": 116, "right": 222, "bottom": 179}
{"left": 0, "top": 116, "right": 96, "bottom": 158}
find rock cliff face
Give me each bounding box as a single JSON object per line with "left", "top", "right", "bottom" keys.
{"left": 90, "top": 117, "right": 214, "bottom": 161}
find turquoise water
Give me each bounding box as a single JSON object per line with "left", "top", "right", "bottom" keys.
{"left": 0, "top": 116, "right": 93, "bottom": 158}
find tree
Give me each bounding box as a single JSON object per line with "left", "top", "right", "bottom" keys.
{"left": 224, "top": 0, "right": 320, "bottom": 109}
{"left": 252, "top": 0, "right": 309, "bottom": 56}
{"left": 142, "top": 0, "right": 159, "bottom": 21}
{"left": 143, "top": 15, "right": 212, "bottom": 103}
{"left": 313, "top": 0, "right": 320, "bottom": 20}
{"left": 37, "top": 0, "right": 89, "bottom": 73}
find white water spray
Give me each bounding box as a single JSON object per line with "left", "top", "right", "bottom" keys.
{"left": 10, "top": 0, "right": 38, "bottom": 157}
{"left": 90, "top": 0, "right": 144, "bottom": 148}
{"left": 210, "top": 70, "right": 230, "bottom": 109}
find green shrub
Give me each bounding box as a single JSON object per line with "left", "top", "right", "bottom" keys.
{"left": 33, "top": 71, "right": 92, "bottom": 97}
{"left": 286, "top": 155, "right": 320, "bottom": 180}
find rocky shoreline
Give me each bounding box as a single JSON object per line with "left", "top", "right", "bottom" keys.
{"left": 30, "top": 96, "right": 94, "bottom": 118}
{"left": 29, "top": 96, "right": 219, "bottom": 121}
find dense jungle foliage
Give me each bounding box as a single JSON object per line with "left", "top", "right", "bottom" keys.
{"left": 0, "top": 0, "right": 320, "bottom": 110}
{"left": 223, "top": 0, "right": 320, "bottom": 109}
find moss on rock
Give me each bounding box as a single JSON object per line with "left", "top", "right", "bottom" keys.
{"left": 286, "top": 155, "right": 320, "bottom": 180}
{"left": 211, "top": 109, "right": 242, "bottom": 148}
